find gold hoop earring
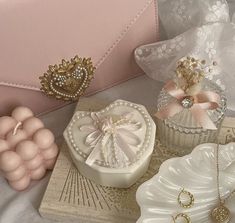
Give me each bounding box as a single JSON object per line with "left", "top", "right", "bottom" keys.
{"left": 172, "top": 213, "right": 191, "bottom": 223}
{"left": 177, "top": 188, "right": 194, "bottom": 208}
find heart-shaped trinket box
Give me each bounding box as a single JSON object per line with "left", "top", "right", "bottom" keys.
{"left": 64, "top": 100, "right": 156, "bottom": 188}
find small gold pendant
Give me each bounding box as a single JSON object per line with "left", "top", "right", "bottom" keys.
{"left": 211, "top": 204, "right": 231, "bottom": 223}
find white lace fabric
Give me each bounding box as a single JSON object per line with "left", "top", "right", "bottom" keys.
{"left": 135, "top": 0, "right": 235, "bottom": 111}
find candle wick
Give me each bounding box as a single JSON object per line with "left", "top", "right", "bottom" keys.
{"left": 13, "top": 122, "right": 23, "bottom": 136}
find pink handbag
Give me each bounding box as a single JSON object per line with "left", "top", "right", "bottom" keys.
{"left": 0, "top": 0, "right": 159, "bottom": 116}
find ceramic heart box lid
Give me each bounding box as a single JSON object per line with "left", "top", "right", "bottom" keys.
{"left": 64, "top": 100, "right": 156, "bottom": 188}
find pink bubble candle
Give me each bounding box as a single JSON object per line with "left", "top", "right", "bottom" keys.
{"left": 0, "top": 107, "right": 58, "bottom": 191}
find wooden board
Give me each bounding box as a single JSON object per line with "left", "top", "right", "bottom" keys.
{"left": 39, "top": 98, "right": 235, "bottom": 222}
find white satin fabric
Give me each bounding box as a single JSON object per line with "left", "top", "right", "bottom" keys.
{"left": 135, "top": 0, "right": 235, "bottom": 111}
{"left": 80, "top": 113, "right": 141, "bottom": 167}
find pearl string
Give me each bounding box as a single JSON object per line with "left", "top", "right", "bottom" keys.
{"left": 66, "top": 101, "right": 153, "bottom": 167}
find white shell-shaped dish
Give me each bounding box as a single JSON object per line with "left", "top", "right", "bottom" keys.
{"left": 136, "top": 143, "right": 235, "bottom": 223}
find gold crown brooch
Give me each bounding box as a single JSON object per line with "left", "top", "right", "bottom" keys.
{"left": 39, "top": 56, "right": 95, "bottom": 101}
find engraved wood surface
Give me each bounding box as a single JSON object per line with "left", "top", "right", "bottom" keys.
{"left": 39, "top": 98, "right": 235, "bottom": 223}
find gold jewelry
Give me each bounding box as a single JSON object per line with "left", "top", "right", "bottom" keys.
{"left": 211, "top": 143, "right": 235, "bottom": 223}
{"left": 172, "top": 213, "right": 191, "bottom": 223}
{"left": 40, "top": 55, "right": 95, "bottom": 101}
{"left": 177, "top": 188, "right": 194, "bottom": 208}
{"left": 175, "top": 56, "right": 217, "bottom": 93}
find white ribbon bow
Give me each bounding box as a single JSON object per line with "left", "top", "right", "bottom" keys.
{"left": 80, "top": 113, "right": 142, "bottom": 167}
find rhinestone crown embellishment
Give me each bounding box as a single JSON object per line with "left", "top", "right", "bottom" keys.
{"left": 181, "top": 96, "right": 194, "bottom": 109}
{"left": 39, "top": 55, "right": 95, "bottom": 101}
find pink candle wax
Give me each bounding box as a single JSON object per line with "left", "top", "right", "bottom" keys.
{"left": 0, "top": 107, "right": 58, "bottom": 191}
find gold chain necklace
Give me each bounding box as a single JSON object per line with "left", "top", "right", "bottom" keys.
{"left": 211, "top": 143, "right": 235, "bottom": 223}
